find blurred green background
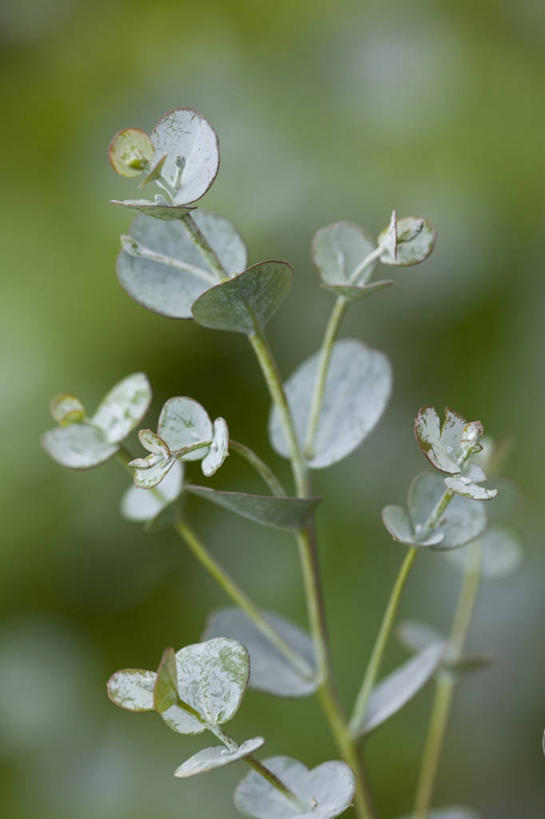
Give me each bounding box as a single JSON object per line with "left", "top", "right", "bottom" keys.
{"left": 1, "top": 0, "right": 544, "bottom": 816}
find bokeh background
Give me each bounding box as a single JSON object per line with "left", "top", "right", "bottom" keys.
{"left": 1, "top": 0, "right": 544, "bottom": 816}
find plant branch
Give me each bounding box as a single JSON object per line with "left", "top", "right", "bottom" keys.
{"left": 413, "top": 539, "right": 482, "bottom": 819}
{"left": 349, "top": 547, "right": 418, "bottom": 736}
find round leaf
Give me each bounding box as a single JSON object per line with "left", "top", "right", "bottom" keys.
{"left": 41, "top": 423, "right": 118, "bottom": 469}
{"left": 174, "top": 737, "right": 265, "bottom": 779}
{"left": 408, "top": 473, "right": 487, "bottom": 550}
{"left": 186, "top": 485, "right": 321, "bottom": 530}
{"left": 379, "top": 216, "right": 436, "bottom": 266}
{"left": 203, "top": 608, "right": 317, "bottom": 697}
{"left": 50, "top": 394, "right": 85, "bottom": 426}
{"left": 117, "top": 211, "right": 247, "bottom": 319}
{"left": 92, "top": 372, "right": 152, "bottom": 444}
{"left": 234, "top": 756, "right": 356, "bottom": 819}
{"left": 269, "top": 339, "right": 392, "bottom": 469}
{"left": 381, "top": 505, "right": 444, "bottom": 547}
{"left": 201, "top": 417, "right": 229, "bottom": 477}
{"left": 107, "top": 669, "right": 157, "bottom": 712}
{"left": 121, "top": 461, "right": 184, "bottom": 522}
{"left": 109, "top": 128, "right": 154, "bottom": 177}
{"left": 158, "top": 397, "right": 213, "bottom": 457}
{"left": 192, "top": 260, "right": 293, "bottom": 334}
{"left": 444, "top": 525, "right": 522, "bottom": 578}
{"left": 150, "top": 108, "right": 220, "bottom": 205}
{"left": 312, "top": 221, "right": 377, "bottom": 288}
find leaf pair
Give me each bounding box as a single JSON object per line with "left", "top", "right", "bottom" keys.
{"left": 42, "top": 373, "right": 151, "bottom": 469}
{"left": 312, "top": 212, "right": 436, "bottom": 300}
{"left": 129, "top": 397, "right": 228, "bottom": 488}
{"left": 110, "top": 109, "right": 220, "bottom": 217}
{"left": 382, "top": 472, "right": 487, "bottom": 550}
{"left": 415, "top": 407, "right": 497, "bottom": 500}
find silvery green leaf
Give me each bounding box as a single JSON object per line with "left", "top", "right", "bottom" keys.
{"left": 381, "top": 505, "right": 445, "bottom": 547}
{"left": 158, "top": 397, "right": 213, "bottom": 457}
{"left": 129, "top": 453, "right": 176, "bottom": 489}
{"left": 201, "top": 417, "right": 229, "bottom": 477}
{"left": 107, "top": 669, "right": 157, "bottom": 712}
{"left": 414, "top": 406, "right": 463, "bottom": 474}
{"left": 174, "top": 737, "right": 265, "bottom": 779}
{"left": 408, "top": 473, "right": 487, "bottom": 550}
{"left": 154, "top": 647, "right": 179, "bottom": 713}
{"left": 186, "top": 485, "right": 321, "bottom": 530}
{"left": 41, "top": 423, "right": 119, "bottom": 469}
{"left": 112, "top": 199, "right": 195, "bottom": 219}
{"left": 399, "top": 809, "right": 482, "bottom": 819}
{"left": 269, "top": 339, "right": 392, "bottom": 469}
{"left": 192, "top": 261, "right": 293, "bottom": 334}
{"left": 121, "top": 460, "right": 184, "bottom": 522}
{"left": 356, "top": 644, "right": 444, "bottom": 737}
{"left": 235, "top": 756, "right": 356, "bottom": 819}
{"left": 397, "top": 620, "right": 445, "bottom": 653}
{"left": 444, "top": 526, "right": 522, "bottom": 578}
{"left": 378, "top": 210, "right": 398, "bottom": 259}
{"left": 444, "top": 474, "right": 497, "bottom": 501}
{"left": 138, "top": 428, "right": 171, "bottom": 456}
{"left": 176, "top": 638, "right": 249, "bottom": 727}
{"left": 322, "top": 280, "right": 394, "bottom": 300}
{"left": 203, "top": 608, "right": 317, "bottom": 697}
{"left": 150, "top": 108, "right": 220, "bottom": 205}
{"left": 92, "top": 373, "right": 152, "bottom": 444}
{"left": 50, "top": 394, "right": 85, "bottom": 426}
{"left": 379, "top": 216, "right": 436, "bottom": 266}
{"left": 109, "top": 128, "right": 154, "bottom": 177}
{"left": 312, "top": 221, "right": 377, "bottom": 287}
{"left": 117, "top": 211, "right": 247, "bottom": 319}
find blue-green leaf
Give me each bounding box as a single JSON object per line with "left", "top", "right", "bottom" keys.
{"left": 408, "top": 473, "right": 487, "bottom": 550}
{"left": 41, "top": 423, "right": 119, "bottom": 470}
{"left": 174, "top": 737, "right": 265, "bottom": 778}
{"left": 186, "top": 485, "right": 321, "bottom": 530}
{"left": 158, "top": 397, "right": 213, "bottom": 456}
{"left": 379, "top": 216, "right": 436, "bottom": 266}
{"left": 381, "top": 505, "right": 445, "bottom": 547}
{"left": 106, "top": 669, "right": 157, "bottom": 712}
{"left": 121, "top": 460, "right": 184, "bottom": 522}
{"left": 92, "top": 372, "right": 152, "bottom": 444}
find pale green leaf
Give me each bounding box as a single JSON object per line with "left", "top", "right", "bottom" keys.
{"left": 203, "top": 608, "right": 317, "bottom": 697}
{"left": 322, "top": 280, "right": 394, "bottom": 300}
{"left": 234, "top": 756, "right": 356, "bottom": 819}
{"left": 112, "top": 199, "right": 195, "bottom": 220}
{"left": 154, "top": 647, "right": 179, "bottom": 713}
{"left": 381, "top": 505, "right": 445, "bottom": 547}
{"left": 50, "top": 394, "right": 85, "bottom": 426}
{"left": 312, "top": 221, "right": 377, "bottom": 287}
{"left": 150, "top": 108, "right": 220, "bottom": 205}
{"left": 201, "top": 417, "right": 229, "bottom": 477}
{"left": 379, "top": 216, "right": 436, "bottom": 266}
{"left": 129, "top": 453, "right": 176, "bottom": 489}
{"left": 158, "top": 397, "right": 213, "bottom": 457}
{"left": 415, "top": 407, "right": 484, "bottom": 475}
{"left": 186, "top": 485, "right": 321, "bottom": 530}
{"left": 41, "top": 423, "right": 118, "bottom": 469}
{"left": 121, "top": 460, "right": 184, "bottom": 522}
{"left": 408, "top": 473, "right": 487, "bottom": 550}
{"left": 356, "top": 644, "right": 444, "bottom": 737}
{"left": 444, "top": 474, "right": 498, "bottom": 501}
{"left": 109, "top": 128, "right": 154, "bottom": 177}
{"left": 117, "top": 211, "right": 247, "bottom": 319}
{"left": 397, "top": 620, "right": 445, "bottom": 653}
{"left": 192, "top": 261, "right": 293, "bottom": 334}
{"left": 269, "top": 339, "right": 392, "bottom": 469}
{"left": 92, "top": 372, "right": 152, "bottom": 444}
{"left": 174, "top": 737, "right": 265, "bottom": 779}
{"left": 106, "top": 669, "right": 157, "bottom": 712}
{"left": 444, "top": 526, "right": 522, "bottom": 578}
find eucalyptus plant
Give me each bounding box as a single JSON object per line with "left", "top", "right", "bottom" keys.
{"left": 42, "top": 107, "right": 522, "bottom": 819}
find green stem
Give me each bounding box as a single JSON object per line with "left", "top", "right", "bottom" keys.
{"left": 180, "top": 212, "right": 229, "bottom": 281}
{"left": 303, "top": 296, "right": 348, "bottom": 458}
{"left": 229, "top": 439, "right": 287, "bottom": 496}
{"left": 413, "top": 540, "right": 482, "bottom": 819}
{"left": 349, "top": 547, "right": 418, "bottom": 736}
{"left": 244, "top": 756, "right": 310, "bottom": 812}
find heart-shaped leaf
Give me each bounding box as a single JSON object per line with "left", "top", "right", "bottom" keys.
{"left": 381, "top": 505, "right": 445, "bottom": 547}
{"left": 121, "top": 460, "right": 184, "bottom": 522}
{"left": 186, "top": 485, "right": 321, "bottom": 530}
{"left": 109, "top": 128, "right": 155, "bottom": 177}
{"left": 354, "top": 644, "right": 444, "bottom": 737}
{"left": 41, "top": 423, "right": 119, "bottom": 469}
{"left": 107, "top": 669, "right": 157, "bottom": 712}
{"left": 203, "top": 608, "right": 317, "bottom": 697}
{"left": 269, "top": 339, "right": 392, "bottom": 469}
{"left": 158, "top": 397, "right": 213, "bottom": 457}
{"left": 150, "top": 108, "right": 220, "bottom": 205}
{"left": 407, "top": 473, "right": 487, "bottom": 550}
{"left": 92, "top": 373, "right": 152, "bottom": 444}
{"left": 192, "top": 261, "right": 293, "bottom": 334}
{"left": 117, "top": 211, "right": 247, "bottom": 319}
{"left": 444, "top": 525, "right": 522, "bottom": 578}
{"left": 201, "top": 417, "right": 229, "bottom": 477}
{"left": 174, "top": 737, "right": 265, "bottom": 779}
{"left": 234, "top": 756, "right": 356, "bottom": 819}
{"left": 379, "top": 216, "right": 436, "bottom": 266}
